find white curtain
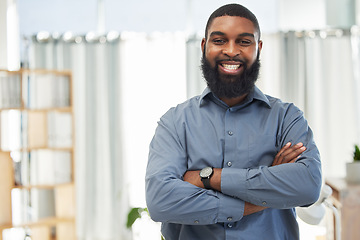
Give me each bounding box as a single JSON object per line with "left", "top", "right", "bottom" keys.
{"left": 280, "top": 29, "right": 359, "bottom": 178}
{"left": 351, "top": 26, "right": 360, "bottom": 145}
{"left": 27, "top": 31, "right": 187, "bottom": 240}
{"left": 185, "top": 34, "right": 206, "bottom": 98}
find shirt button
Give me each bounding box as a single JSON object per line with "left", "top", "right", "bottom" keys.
{"left": 262, "top": 201, "right": 267, "bottom": 205}
{"left": 227, "top": 217, "right": 232, "bottom": 221}
{"left": 227, "top": 223, "right": 233, "bottom": 228}
{"left": 227, "top": 162, "right": 232, "bottom": 167}
{"left": 228, "top": 131, "right": 233, "bottom": 136}
{"left": 194, "top": 220, "right": 199, "bottom": 224}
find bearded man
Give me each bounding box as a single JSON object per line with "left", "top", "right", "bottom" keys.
{"left": 145, "top": 3, "right": 322, "bottom": 240}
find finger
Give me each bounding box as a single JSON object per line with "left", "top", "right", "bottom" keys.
{"left": 273, "top": 143, "right": 306, "bottom": 166}
{"left": 290, "top": 146, "right": 306, "bottom": 161}
{"left": 279, "top": 145, "right": 306, "bottom": 164}
{"left": 279, "top": 142, "right": 303, "bottom": 158}
{"left": 276, "top": 142, "right": 291, "bottom": 158}
{"left": 273, "top": 142, "right": 291, "bottom": 165}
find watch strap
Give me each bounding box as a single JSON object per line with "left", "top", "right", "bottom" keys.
{"left": 201, "top": 177, "right": 211, "bottom": 189}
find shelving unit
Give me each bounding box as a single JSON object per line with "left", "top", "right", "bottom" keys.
{"left": 0, "top": 69, "right": 76, "bottom": 240}
{"left": 326, "top": 177, "right": 360, "bottom": 240}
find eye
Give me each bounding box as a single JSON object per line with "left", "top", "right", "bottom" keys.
{"left": 238, "top": 39, "right": 252, "bottom": 46}
{"left": 212, "top": 38, "right": 226, "bottom": 45}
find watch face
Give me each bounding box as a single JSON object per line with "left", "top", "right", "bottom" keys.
{"left": 200, "top": 167, "right": 213, "bottom": 178}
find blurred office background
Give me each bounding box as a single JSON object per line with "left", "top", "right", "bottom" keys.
{"left": 1, "top": 0, "right": 360, "bottom": 239}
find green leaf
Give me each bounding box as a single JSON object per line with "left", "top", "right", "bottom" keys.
{"left": 354, "top": 144, "right": 360, "bottom": 161}
{"left": 126, "top": 207, "right": 148, "bottom": 229}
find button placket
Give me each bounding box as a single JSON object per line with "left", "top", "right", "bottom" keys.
{"left": 224, "top": 108, "right": 237, "bottom": 170}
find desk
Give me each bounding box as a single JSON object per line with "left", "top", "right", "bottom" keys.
{"left": 326, "top": 178, "right": 360, "bottom": 240}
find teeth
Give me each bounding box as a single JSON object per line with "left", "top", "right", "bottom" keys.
{"left": 222, "top": 64, "right": 240, "bottom": 70}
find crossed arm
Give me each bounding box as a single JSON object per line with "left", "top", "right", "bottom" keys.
{"left": 146, "top": 105, "right": 322, "bottom": 224}
{"left": 183, "top": 142, "right": 307, "bottom": 216}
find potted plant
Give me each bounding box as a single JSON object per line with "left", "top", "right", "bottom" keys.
{"left": 346, "top": 144, "right": 360, "bottom": 183}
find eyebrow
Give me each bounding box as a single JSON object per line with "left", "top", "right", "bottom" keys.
{"left": 209, "top": 31, "right": 255, "bottom": 39}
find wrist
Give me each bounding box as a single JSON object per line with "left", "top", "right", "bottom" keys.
{"left": 199, "top": 167, "right": 222, "bottom": 191}
{"left": 210, "top": 168, "right": 222, "bottom": 192}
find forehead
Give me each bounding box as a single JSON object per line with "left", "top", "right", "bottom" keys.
{"left": 207, "top": 16, "right": 258, "bottom": 39}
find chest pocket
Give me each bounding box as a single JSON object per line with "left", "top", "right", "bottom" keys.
{"left": 247, "top": 134, "right": 278, "bottom": 168}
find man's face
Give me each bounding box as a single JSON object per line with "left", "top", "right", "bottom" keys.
{"left": 201, "top": 16, "right": 263, "bottom": 98}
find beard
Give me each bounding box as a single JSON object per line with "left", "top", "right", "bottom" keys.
{"left": 201, "top": 50, "right": 261, "bottom": 99}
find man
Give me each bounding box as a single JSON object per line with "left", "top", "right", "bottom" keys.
{"left": 146, "top": 3, "right": 322, "bottom": 240}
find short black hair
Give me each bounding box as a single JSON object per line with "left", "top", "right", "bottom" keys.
{"left": 205, "top": 4, "right": 261, "bottom": 40}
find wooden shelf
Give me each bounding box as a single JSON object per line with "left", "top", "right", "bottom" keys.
{"left": 0, "top": 69, "right": 76, "bottom": 240}
{"left": 0, "top": 217, "right": 75, "bottom": 230}
{"left": 0, "top": 152, "right": 13, "bottom": 227}
{"left": 326, "top": 177, "right": 360, "bottom": 240}
{"left": 0, "top": 107, "right": 72, "bottom": 112}
{"left": 13, "top": 182, "right": 74, "bottom": 190}
{"left": 8, "top": 147, "right": 73, "bottom": 152}
{"left": 0, "top": 68, "right": 72, "bottom": 75}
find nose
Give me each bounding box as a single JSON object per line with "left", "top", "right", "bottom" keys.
{"left": 222, "top": 42, "right": 240, "bottom": 58}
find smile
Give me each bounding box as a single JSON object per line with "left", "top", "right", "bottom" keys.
{"left": 221, "top": 63, "right": 241, "bottom": 70}
{"left": 218, "top": 62, "right": 243, "bottom": 75}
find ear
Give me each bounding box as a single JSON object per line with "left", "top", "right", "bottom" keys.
{"left": 201, "top": 38, "right": 206, "bottom": 53}
{"left": 258, "top": 40, "right": 263, "bottom": 55}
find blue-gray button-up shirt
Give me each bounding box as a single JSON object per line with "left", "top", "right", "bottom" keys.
{"left": 146, "top": 87, "right": 322, "bottom": 240}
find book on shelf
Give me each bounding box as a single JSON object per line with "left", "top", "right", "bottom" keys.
{"left": 1, "top": 110, "right": 73, "bottom": 151}
{"left": 13, "top": 149, "right": 72, "bottom": 187}
{"left": 0, "top": 110, "right": 22, "bottom": 151}
{"left": 0, "top": 72, "right": 21, "bottom": 109}
{"left": 47, "top": 111, "right": 73, "bottom": 148}
{"left": 24, "top": 72, "right": 70, "bottom": 109}
{"left": 11, "top": 188, "right": 31, "bottom": 225}
{"left": 32, "top": 188, "right": 56, "bottom": 222}
{"left": 11, "top": 188, "right": 56, "bottom": 226}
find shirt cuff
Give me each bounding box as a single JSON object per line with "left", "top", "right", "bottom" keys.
{"left": 216, "top": 191, "right": 244, "bottom": 222}
{"left": 221, "top": 167, "right": 248, "bottom": 200}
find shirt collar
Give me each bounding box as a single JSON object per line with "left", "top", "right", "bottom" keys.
{"left": 198, "top": 86, "right": 271, "bottom": 108}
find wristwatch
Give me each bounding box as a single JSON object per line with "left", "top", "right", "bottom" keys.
{"left": 199, "top": 167, "right": 214, "bottom": 189}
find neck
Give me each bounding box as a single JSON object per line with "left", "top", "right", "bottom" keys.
{"left": 221, "top": 93, "right": 248, "bottom": 107}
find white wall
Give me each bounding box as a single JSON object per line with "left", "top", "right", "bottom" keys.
{"left": 0, "top": 0, "right": 20, "bottom": 70}
{"left": 7, "top": 0, "right": 360, "bottom": 69}
{"left": 16, "top": 0, "right": 327, "bottom": 36}
{"left": 278, "top": 0, "right": 326, "bottom": 31}
{"left": 0, "top": 0, "right": 8, "bottom": 69}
